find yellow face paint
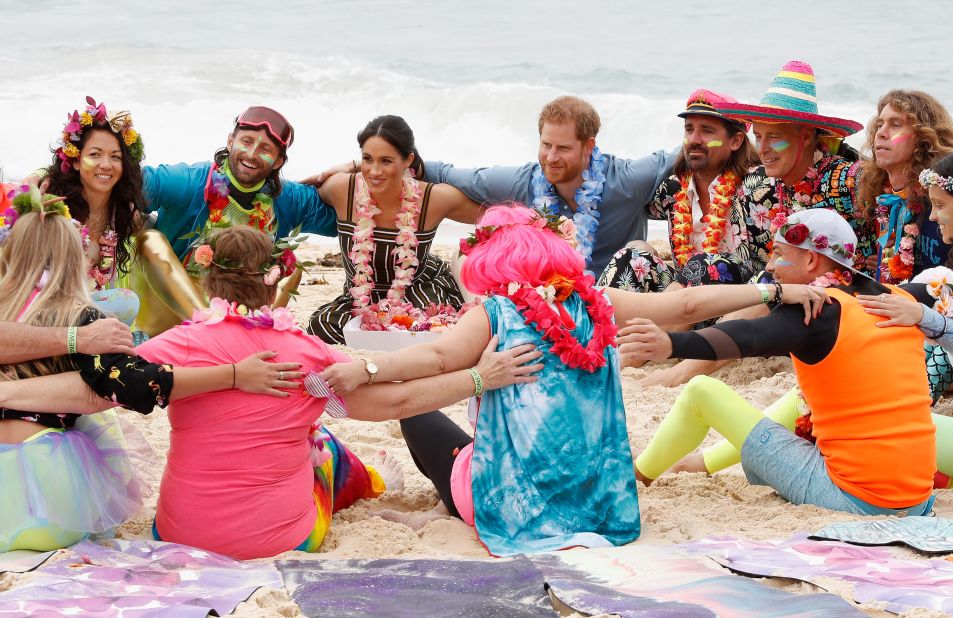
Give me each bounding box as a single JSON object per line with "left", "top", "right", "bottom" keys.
{"left": 81, "top": 156, "right": 97, "bottom": 170}
{"left": 683, "top": 138, "right": 690, "bottom": 145}
{"left": 259, "top": 153, "right": 275, "bottom": 165}
{"left": 705, "top": 140, "right": 724, "bottom": 148}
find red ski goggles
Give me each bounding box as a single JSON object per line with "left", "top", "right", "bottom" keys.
{"left": 235, "top": 106, "right": 295, "bottom": 148}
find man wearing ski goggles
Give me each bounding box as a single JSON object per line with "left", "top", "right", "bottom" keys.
{"left": 130, "top": 105, "right": 336, "bottom": 335}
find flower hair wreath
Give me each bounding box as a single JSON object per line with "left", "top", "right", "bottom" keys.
{"left": 459, "top": 207, "right": 577, "bottom": 256}
{"left": 56, "top": 96, "right": 145, "bottom": 173}
{"left": 1, "top": 185, "right": 75, "bottom": 244}
{"left": 183, "top": 225, "right": 314, "bottom": 287}
{"left": 919, "top": 168, "right": 953, "bottom": 194}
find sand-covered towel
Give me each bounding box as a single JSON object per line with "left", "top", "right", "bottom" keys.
{"left": 0, "top": 550, "right": 55, "bottom": 574}
{"left": 531, "top": 544, "right": 863, "bottom": 617}
{"left": 810, "top": 517, "right": 953, "bottom": 554}
{"left": 471, "top": 295, "right": 640, "bottom": 556}
{"left": 0, "top": 539, "right": 280, "bottom": 617}
{"left": 678, "top": 533, "right": 953, "bottom": 614}
{"left": 276, "top": 556, "right": 553, "bottom": 617}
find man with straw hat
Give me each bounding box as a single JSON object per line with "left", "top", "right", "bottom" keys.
{"left": 599, "top": 89, "right": 767, "bottom": 300}
{"left": 715, "top": 60, "right": 875, "bottom": 272}
{"left": 642, "top": 62, "right": 873, "bottom": 388}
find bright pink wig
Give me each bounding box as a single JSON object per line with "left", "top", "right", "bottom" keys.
{"left": 460, "top": 204, "right": 584, "bottom": 295}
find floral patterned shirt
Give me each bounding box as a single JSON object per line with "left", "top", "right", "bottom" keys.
{"left": 737, "top": 152, "right": 876, "bottom": 272}
{"left": 650, "top": 167, "right": 775, "bottom": 273}
{"left": 0, "top": 308, "right": 174, "bottom": 429}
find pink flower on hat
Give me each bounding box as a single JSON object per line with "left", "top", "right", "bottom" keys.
{"left": 812, "top": 234, "right": 829, "bottom": 249}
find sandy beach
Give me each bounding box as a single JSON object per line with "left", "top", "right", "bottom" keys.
{"left": 2, "top": 242, "right": 951, "bottom": 617}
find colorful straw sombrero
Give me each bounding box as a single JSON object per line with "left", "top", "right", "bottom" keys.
{"left": 713, "top": 61, "right": 863, "bottom": 137}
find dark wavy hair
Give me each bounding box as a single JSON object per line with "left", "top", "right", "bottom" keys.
{"left": 672, "top": 119, "right": 759, "bottom": 180}
{"left": 357, "top": 115, "right": 425, "bottom": 179}
{"left": 214, "top": 125, "right": 287, "bottom": 198}
{"left": 44, "top": 127, "right": 145, "bottom": 275}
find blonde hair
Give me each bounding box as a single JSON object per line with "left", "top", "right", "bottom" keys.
{"left": 0, "top": 212, "right": 92, "bottom": 379}
{"left": 202, "top": 226, "right": 276, "bottom": 308}
{"left": 538, "top": 96, "right": 601, "bottom": 141}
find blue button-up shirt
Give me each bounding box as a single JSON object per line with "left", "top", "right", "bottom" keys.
{"left": 425, "top": 150, "right": 676, "bottom": 275}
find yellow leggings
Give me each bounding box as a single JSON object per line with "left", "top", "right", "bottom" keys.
{"left": 688, "top": 386, "right": 953, "bottom": 480}
{"left": 635, "top": 376, "right": 768, "bottom": 481}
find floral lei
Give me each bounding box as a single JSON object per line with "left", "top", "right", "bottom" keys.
{"left": 671, "top": 171, "right": 738, "bottom": 267}
{"left": 188, "top": 297, "right": 299, "bottom": 331}
{"left": 875, "top": 187, "right": 918, "bottom": 283}
{"left": 348, "top": 170, "right": 421, "bottom": 313}
{"left": 531, "top": 147, "right": 607, "bottom": 271}
{"left": 204, "top": 161, "right": 275, "bottom": 231}
{"left": 502, "top": 273, "right": 617, "bottom": 372}
{"left": 88, "top": 228, "right": 118, "bottom": 291}
{"left": 926, "top": 271, "right": 953, "bottom": 318}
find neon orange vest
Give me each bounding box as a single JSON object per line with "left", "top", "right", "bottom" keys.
{"left": 791, "top": 287, "right": 934, "bottom": 508}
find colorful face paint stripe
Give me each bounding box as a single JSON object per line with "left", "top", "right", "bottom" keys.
{"left": 774, "top": 258, "right": 795, "bottom": 266}
{"left": 706, "top": 140, "right": 724, "bottom": 148}
{"left": 771, "top": 140, "right": 791, "bottom": 152}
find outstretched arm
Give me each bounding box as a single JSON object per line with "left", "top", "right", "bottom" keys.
{"left": 0, "top": 318, "right": 135, "bottom": 363}
{"left": 341, "top": 336, "right": 538, "bottom": 421}
{"left": 322, "top": 307, "right": 541, "bottom": 394}
{"left": 606, "top": 283, "right": 829, "bottom": 329}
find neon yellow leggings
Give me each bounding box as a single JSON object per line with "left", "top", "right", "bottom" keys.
{"left": 687, "top": 386, "right": 953, "bottom": 479}
{"left": 635, "top": 376, "right": 767, "bottom": 480}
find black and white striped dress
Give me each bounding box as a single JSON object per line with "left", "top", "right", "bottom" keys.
{"left": 307, "top": 174, "right": 465, "bottom": 344}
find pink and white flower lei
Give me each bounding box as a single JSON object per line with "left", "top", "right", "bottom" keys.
{"left": 348, "top": 170, "right": 421, "bottom": 312}
{"left": 188, "top": 297, "right": 300, "bottom": 332}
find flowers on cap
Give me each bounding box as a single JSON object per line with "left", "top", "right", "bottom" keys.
{"left": 783, "top": 223, "right": 809, "bottom": 245}
{"left": 459, "top": 208, "right": 578, "bottom": 256}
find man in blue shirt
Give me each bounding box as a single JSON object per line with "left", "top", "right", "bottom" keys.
{"left": 134, "top": 106, "right": 337, "bottom": 335}
{"left": 424, "top": 96, "right": 676, "bottom": 276}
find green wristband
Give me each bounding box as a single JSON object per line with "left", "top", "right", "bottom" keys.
{"left": 467, "top": 367, "right": 484, "bottom": 397}
{"left": 755, "top": 283, "right": 771, "bottom": 304}
{"left": 67, "top": 326, "right": 78, "bottom": 355}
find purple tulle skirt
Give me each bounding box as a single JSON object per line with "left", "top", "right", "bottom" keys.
{"left": 0, "top": 411, "right": 156, "bottom": 550}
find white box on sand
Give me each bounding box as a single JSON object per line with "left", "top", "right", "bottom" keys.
{"left": 342, "top": 316, "right": 442, "bottom": 352}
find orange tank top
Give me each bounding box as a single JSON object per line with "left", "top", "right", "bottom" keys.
{"left": 791, "top": 286, "right": 935, "bottom": 508}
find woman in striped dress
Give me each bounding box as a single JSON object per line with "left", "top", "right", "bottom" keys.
{"left": 308, "top": 116, "right": 481, "bottom": 344}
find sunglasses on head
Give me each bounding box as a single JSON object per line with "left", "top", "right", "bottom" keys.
{"left": 235, "top": 106, "right": 295, "bottom": 148}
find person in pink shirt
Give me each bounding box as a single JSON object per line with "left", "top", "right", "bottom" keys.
{"left": 134, "top": 225, "right": 538, "bottom": 559}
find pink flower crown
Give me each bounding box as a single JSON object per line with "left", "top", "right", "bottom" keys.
{"left": 56, "top": 96, "right": 145, "bottom": 173}
{"left": 1, "top": 185, "right": 74, "bottom": 244}
{"left": 459, "top": 208, "right": 577, "bottom": 256}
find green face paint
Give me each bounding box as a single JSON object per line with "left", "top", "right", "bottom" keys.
{"left": 705, "top": 140, "right": 724, "bottom": 148}
{"left": 259, "top": 153, "right": 275, "bottom": 165}
{"left": 770, "top": 140, "right": 791, "bottom": 152}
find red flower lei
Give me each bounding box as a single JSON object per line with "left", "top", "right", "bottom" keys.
{"left": 671, "top": 171, "right": 738, "bottom": 267}
{"left": 505, "top": 274, "right": 617, "bottom": 372}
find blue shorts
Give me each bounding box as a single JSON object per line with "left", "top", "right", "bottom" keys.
{"left": 740, "top": 418, "right": 934, "bottom": 516}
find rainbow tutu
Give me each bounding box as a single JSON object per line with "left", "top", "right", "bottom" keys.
{"left": 0, "top": 411, "right": 156, "bottom": 551}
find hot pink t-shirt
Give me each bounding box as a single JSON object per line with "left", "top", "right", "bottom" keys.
{"left": 137, "top": 321, "right": 351, "bottom": 560}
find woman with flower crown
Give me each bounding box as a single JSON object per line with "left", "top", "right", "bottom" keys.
{"left": 320, "top": 203, "right": 829, "bottom": 555}
{"left": 307, "top": 115, "right": 482, "bottom": 344}
{"left": 0, "top": 191, "right": 305, "bottom": 553}
{"left": 27, "top": 96, "right": 150, "bottom": 337}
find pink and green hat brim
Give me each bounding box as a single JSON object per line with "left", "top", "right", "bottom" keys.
{"left": 714, "top": 101, "right": 864, "bottom": 138}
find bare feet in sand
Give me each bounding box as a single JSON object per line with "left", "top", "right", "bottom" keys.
{"left": 671, "top": 451, "right": 708, "bottom": 474}
{"left": 371, "top": 450, "right": 405, "bottom": 492}
{"left": 374, "top": 502, "right": 452, "bottom": 531}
